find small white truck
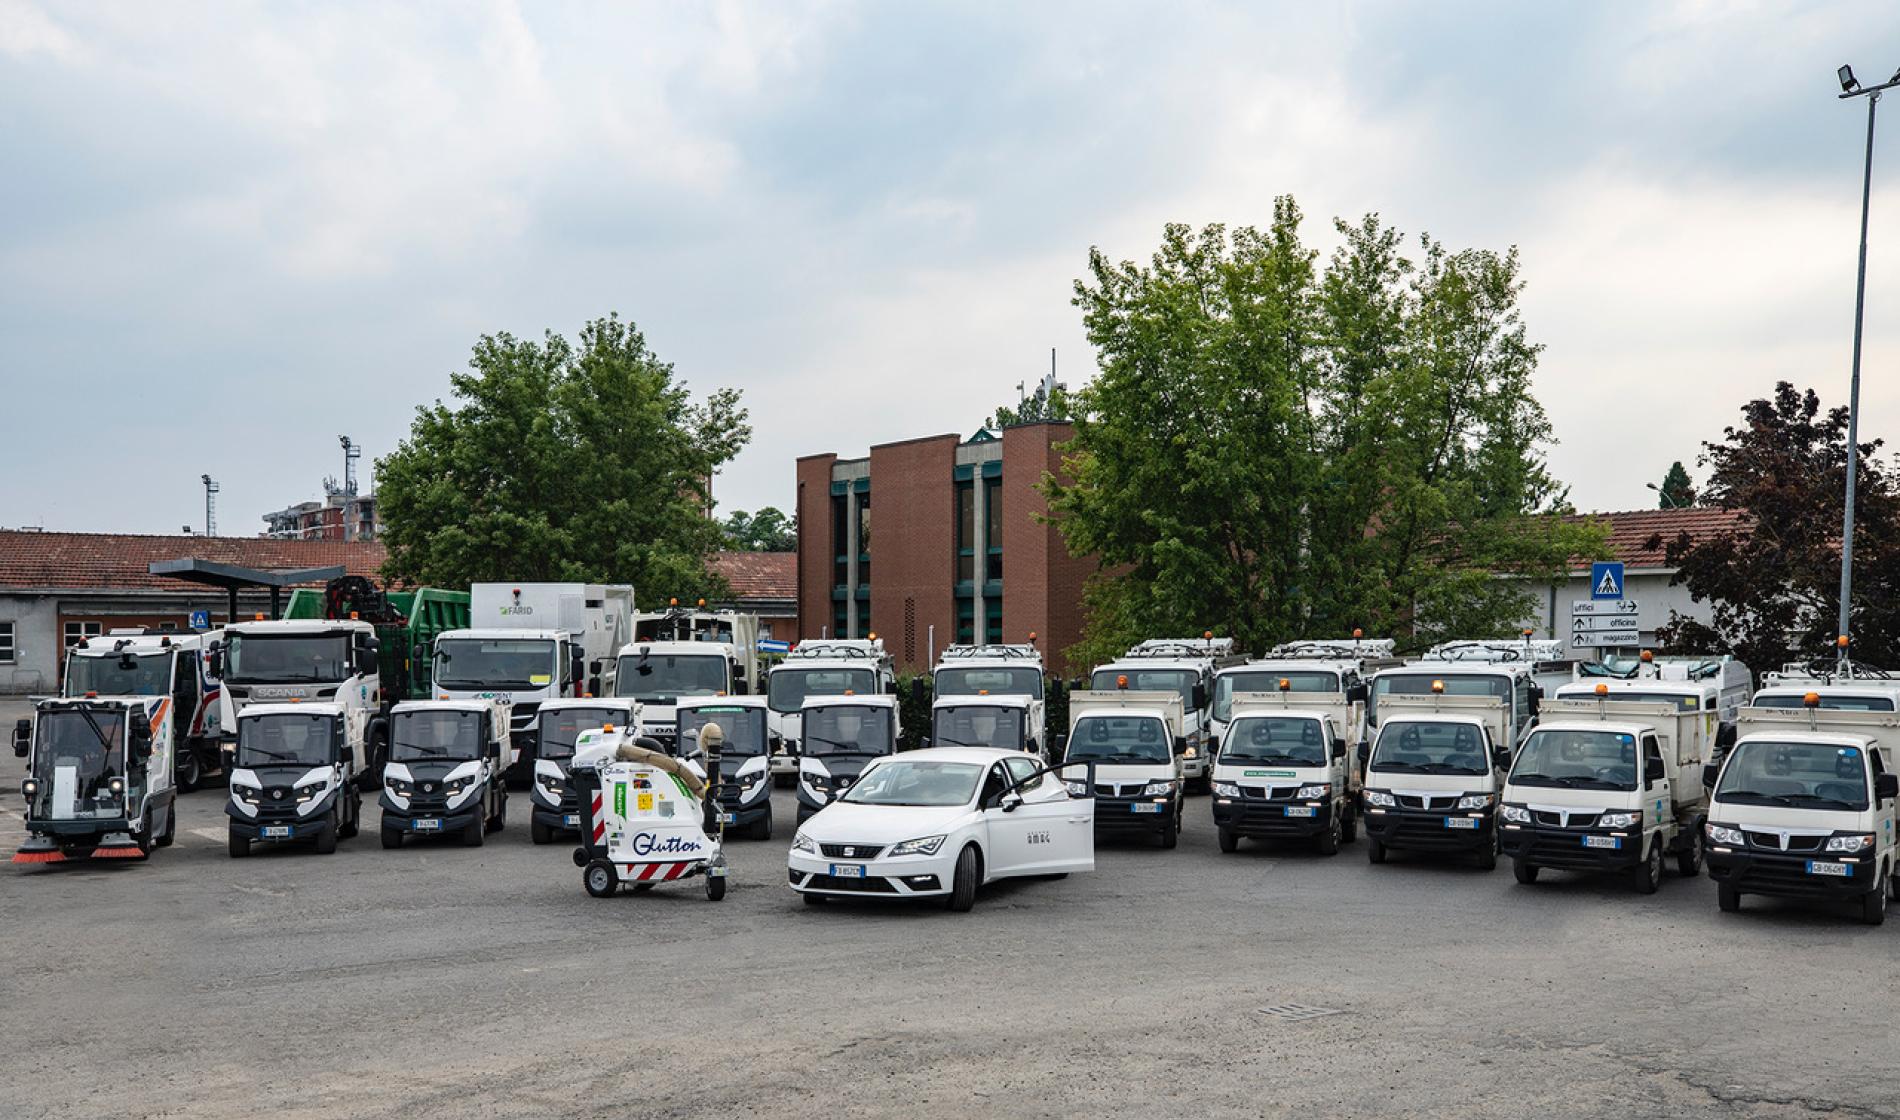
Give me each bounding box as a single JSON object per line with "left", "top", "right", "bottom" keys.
{"left": 526, "top": 698, "right": 643, "bottom": 844}
{"left": 928, "top": 693, "right": 1038, "bottom": 755}
{"left": 1703, "top": 700, "right": 1900, "bottom": 924}
{"left": 1062, "top": 688, "right": 1188, "bottom": 848}
{"left": 795, "top": 693, "right": 901, "bottom": 825}
{"left": 1210, "top": 688, "right": 1360, "bottom": 855}
{"left": 678, "top": 696, "right": 775, "bottom": 840}
{"left": 1754, "top": 665, "right": 1900, "bottom": 714}
{"left": 225, "top": 702, "right": 367, "bottom": 856}
{"left": 612, "top": 635, "right": 753, "bottom": 754}
{"left": 931, "top": 643, "right": 1048, "bottom": 754}
{"left": 1360, "top": 690, "right": 1514, "bottom": 869}
{"left": 633, "top": 603, "right": 763, "bottom": 692}
{"left": 1500, "top": 686, "right": 1713, "bottom": 893}
{"left": 1090, "top": 637, "right": 1239, "bottom": 790}
{"left": 62, "top": 630, "right": 224, "bottom": 791}
{"left": 210, "top": 616, "right": 383, "bottom": 777}
{"left": 765, "top": 639, "right": 896, "bottom": 786}
{"left": 1210, "top": 638, "right": 1399, "bottom": 763}
{"left": 12, "top": 695, "right": 179, "bottom": 863}
{"left": 377, "top": 698, "right": 513, "bottom": 849}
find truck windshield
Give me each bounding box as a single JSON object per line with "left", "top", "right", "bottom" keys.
{"left": 1558, "top": 689, "right": 1701, "bottom": 712}
{"left": 28, "top": 708, "right": 127, "bottom": 818}
{"left": 435, "top": 638, "right": 556, "bottom": 690}
{"left": 1213, "top": 670, "right": 1341, "bottom": 721}
{"left": 227, "top": 633, "right": 352, "bottom": 684}
{"left": 1091, "top": 668, "right": 1196, "bottom": 712}
{"left": 538, "top": 707, "right": 624, "bottom": 761}
{"left": 615, "top": 652, "right": 728, "bottom": 703}
{"left": 389, "top": 710, "right": 483, "bottom": 762}
{"left": 1510, "top": 729, "right": 1636, "bottom": 790}
{"left": 1221, "top": 716, "right": 1329, "bottom": 765}
{"left": 1715, "top": 740, "right": 1869, "bottom": 810}
{"left": 1067, "top": 715, "right": 1172, "bottom": 764}
{"left": 237, "top": 713, "right": 339, "bottom": 768}
{"left": 678, "top": 707, "right": 768, "bottom": 757}
{"left": 1369, "top": 673, "right": 1509, "bottom": 725}
{"left": 1369, "top": 720, "right": 1491, "bottom": 775}
{"left": 932, "top": 705, "right": 1026, "bottom": 750}
{"left": 934, "top": 667, "right": 1043, "bottom": 697}
{"left": 64, "top": 651, "right": 174, "bottom": 697}
{"left": 767, "top": 667, "right": 876, "bottom": 714}
{"left": 1754, "top": 693, "right": 1896, "bottom": 712}
{"left": 801, "top": 706, "right": 893, "bottom": 756}
{"left": 839, "top": 759, "right": 983, "bottom": 807}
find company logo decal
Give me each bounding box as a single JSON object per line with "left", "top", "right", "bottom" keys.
{"left": 630, "top": 832, "right": 701, "bottom": 856}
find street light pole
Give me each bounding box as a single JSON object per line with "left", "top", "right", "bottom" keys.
{"left": 1646, "top": 482, "right": 1679, "bottom": 510}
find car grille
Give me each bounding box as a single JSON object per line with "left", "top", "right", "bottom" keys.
{"left": 1747, "top": 832, "right": 1824, "bottom": 853}
{"left": 1380, "top": 811, "right": 1485, "bottom": 849}
{"left": 1241, "top": 785, "right": 1301, "bottom": 801}
{"left": 1532, "top": 810, "right": 1600, "bottom": 828}
{"left": 1516, "top": 831, "right": 1628, "bottom": 866}
{"left": 1729, "top": 852, "right": 1859, "bottom": 894}
{"left": 1398, "top": 794, "right": 1458, "bottom": 811}
{"left": 820, "top": 843, "right": 885, "bottom": 860}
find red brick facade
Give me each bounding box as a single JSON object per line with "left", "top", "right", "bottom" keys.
{"left": 868, "top": 434, "right": 961, "bottom": 671}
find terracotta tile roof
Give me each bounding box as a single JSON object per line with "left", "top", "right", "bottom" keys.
{"left": 0, "top": 530, "right": 387, "bottom": 591}
{"left": 1563, "top": 508, "right": 1746, "bottom": 570}
{"left": 710, "top": 551, "right": 796, "bottom": 602}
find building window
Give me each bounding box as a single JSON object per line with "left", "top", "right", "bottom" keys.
{"left": 955, "top": 480, "right": 975, "bottom": 583}
{"left": 984, "top": 598, "right": 1003, "bottom": 645}
{"left": 64, "top": 621, "right": 102, "bottom": 648}
{"left": 984, "top": 477, "right": 1003, "bottom": 583}
{"left": 0, "top": 621, "right": 13, "bottom": 663}
{"left": 956, "top": 597, "right": 975, "bottom": 645}
{"left": 832, "top": 493, "right": 849, "bottom": 588}
{"left": 855, "top": 489, "right": 872, "bottom": 587}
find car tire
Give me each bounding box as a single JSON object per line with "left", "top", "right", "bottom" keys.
{"left": 488, "top": 790, "right": 506, "bottom": 834}
{"left": 461, "top": 815, "right": 485, "bottom": 847}
{"left": 338, "top": 791, "right": 360, "bottom": 839}
{"left": 1717, "top": 884, "right": 1741, "bottom": 913}
{"left": 314, "top": 809, "right": 340, "bottom": 855}
{"left": 945, "top": 845, "right": 978, "bottom": 912}
{"left": 381, "top": 825, "right": 402, "bottom": 850}
{"left": 706, "top": 873, "right": 727, "bottom": 902}
{"left": 1475, "top": 829, "right": 1499, "bottom": 872}
{"left": 175, "top": 748, "right": 202, "bottom": 794}
{"left": 1217, "top": 826, "right": 1238, "bottom": 854}
{"left": 1341, "top": 806, "right": 1358, "bottom": 844}
{"left": 1513, "top": 858, "right": 1539, "bottom": 885}
{"left": 1367, "top": 837, "right": 1387, "bottom": 865}
{"left": 1159, "top": 816, "right": 1179, "bottom": 850}
{"left": 531, "top": 819, "right": 555, "bottom": 845}
{"left": 227, "top": 829, "right": 249, "bottom": 859}
{"left": 750, "top": 806, "right": 774, "bottom": 841}
{"left": 1316, "top": 814, "right": 1342, "bottom": 856}
{"left": 583, "top": 860, "right": 619, "bottom": 898}
{"left": 1632, "top": 838, "right": 1662, "bottom": 895}
{"left": 1861, "top": 884, "right": 1887, "bottom": 926}
{"left": 155, "top": 804, "right": 176, "bottom": 848}
{"left": 1675, "top": 835, "right": 1700, "bottom": 878}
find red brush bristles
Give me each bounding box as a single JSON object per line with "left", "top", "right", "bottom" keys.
{"left": 11, "top": 850, "right": 67, "bottom": 864}
{"left": 90, "top": 847, "right": 147, "bottom": 859}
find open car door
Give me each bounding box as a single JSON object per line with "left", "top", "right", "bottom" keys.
{"left": 986, "top": 759, "right": 1095, "bottom": 877}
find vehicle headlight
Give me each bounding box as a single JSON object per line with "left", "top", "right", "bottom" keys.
{"left": 1064, "top": 780, "right": 1090, "bottom": 797}
{"left": 1211, "top": 781, "right": 1240, "bottom": 798}
{"left": 293, "top": 780, "right": 326, "bottom": 804}
{"left": 1455, "top": 793, "right": 1494, "bottom": 811}
{"left": 21, "top": 778, "right": 39, "bottom": 798}
{"left": 1363, "top": 790, "right": 1397, "bottom": 808}
{"left": 1500, "top": 804, "right": 1531, "bottom": 824}
{"left": 805, "top": 772, "right": 830, "bottom": 790}
{"left": 1296, "top": 783, "right": 1331, "bottom": 800}
{"left": 1183, "top": 746, "right": 1199, "bottom": 759}
{"left": 1826, "top": 833, "right": 1876, "bottom": 854}
{"left": 537, "top": 772, "right": 566, "bottom": 793}
{"left": 1598, "top": 810, "right": 1640, "bottom": 830}
{"left": 1142, "top": 780, "right": 1176, "bottom": 797}
{"left": 444, "top": 777, "right": 472, "bottom": 797}
{"left": 738, "top": 772, "right": 761, "bottom": 788}
{"left": 1705, "top": 823, "right": 1745, "bottom": 846}
{"left": 791, "top": 832, "right": 817, "bottom": 854}
{"left": 386, "top": 777, "right": 414, "bottom": 796}
{"left": 889, "top": 835, "right": 945, "bottom": 857}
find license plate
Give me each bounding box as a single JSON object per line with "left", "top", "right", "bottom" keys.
{"left": 1806, "top": 861, "right": 1852, "bottom": 877}
{"left": 412, "top": 818, "right": 443, "bottom": 832}
{"left": 1131, "top": 803, "right": 1164, "bottom": 814}
{"left": 563, "top": 814, "right": 579, "bottom": 827}
{"left": 1582, "top": 835, "right": 1621, "bottom": 849}
{"left": 1444, "top": 817, "right": 1479, "bottom": 830}
{"left": 261, "top": 825, "right": 293, "bottom": 839}
{"left": 718, "top": 812, "right": 737, "bottom": 824}
{"left": 829, "top": 864, "right": 865, "bottom": 878}
{"left": 1284, "top": 806, "right": 1316, "bottom": 818}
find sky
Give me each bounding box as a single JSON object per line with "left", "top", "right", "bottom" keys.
{"left": 3, "top": 1, "right": 1898, "bottom": 535}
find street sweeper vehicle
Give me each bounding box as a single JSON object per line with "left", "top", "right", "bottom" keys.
{"left": 12, "top": 695, "right": 177, "bottom": 864}
{"left": 567, "top": 724, "right": 729, "bottom": 900}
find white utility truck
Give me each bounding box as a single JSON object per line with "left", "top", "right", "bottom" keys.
{"left": 430, "top": 583, "right": 633, "bottom": 786}
{"left": 931, "top": 644, "right": 1048, "bottom": 754}
{"left": 1090, "top": 637, "right": 1239, "bottom": 791}
{"left": 612, "top": 631, "right": 753, "bottom": 754}
{"left": 1754, "top": 663, "right": 1900, "bottom": 714}
{"left": 1062, "top": 687, "right": 1188, "bottom": 848}
{"left": 11, "top": 695, "right": 178, "bottom": 863}
{"left": 63, "top": 629, "right": 224, "bottom": 790}
{"left": 1210, "top": 637, "right": 1400, "bottom": 759}
{"left": 1210, "top": 687, "right": 1361, "bottom": 855}
{"left": 225, "top": 702, "right": 366, "bottom": 857}
{"left": 1500, "top": 684, "right": 1713, "bottom": 893}
{"left": 765, "top": 639, "right": 896, "bottom": 787}
{"left": 526, "top": 698, "right": 642, "bottom": 844}
{"left": 633, "top": 602, "right": 763, "bottom": 691}
{"left": 1359, "top": 687, "right": 1514, "bottom": 869}
{"left": 795, "top": 693, "right": 901, "bottom": 825}
{"left": 678, "top": 696, "right": 775, "bottom": 840}
{"left": 1367, "top": 654, "right": 1545, "bottom": 762}
{"left": 210, "top": 616, "right": 383, "bottom": 780}
{"left": 1703, "top": 697, "right": 1900, "bottom": 924}
{"left": 928, "top": 693, "right": 1038, "bottom": 754}
{"left": 377, "top": 698, "right": 513, "bottom": 849}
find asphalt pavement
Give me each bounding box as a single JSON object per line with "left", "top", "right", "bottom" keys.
{"left": 2, "top": 697, "right": 1897, "bottom": 1119}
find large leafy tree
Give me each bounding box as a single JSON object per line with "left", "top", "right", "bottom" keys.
{"left": 722, "top": 507, "right": 797, "bottom": 552}
{"left": 1050, "top": 202, "right": 1602, "bottom": 664}
{"left": 1654, "top": 382, "right": 1900, "bottom": 669}
{"left": 377, "top": 315, "right": 751, "bottom": 598}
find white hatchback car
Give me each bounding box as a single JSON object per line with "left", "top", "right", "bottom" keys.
{"left": 788, "top": 746, "right": 1096, "bottom": 911}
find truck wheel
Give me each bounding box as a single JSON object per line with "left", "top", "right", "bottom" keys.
{"left": 1674, "top": 835, "right": 1700, "bottom": 878}
{"left": 1861, "top": 884, "right": 1887, "bottom": 926}
{"left": 1717, "top": 884, "right": 1741, "bottom": 912}
{"left": 487, "top": 790, "right": 507, "bottom": 834}
{"left": 1367, "top": 837, "right": 1387, "bottom": 865}
{"left": 750, "top": 806, "right": 774, "bottom": 841}
{"left": 1217, "top": 826, "right": 1238, "bottom": 853}
{"left": 227, "top": 830, "right": 249, "bottom": 859}
{"left": 1888, "top": 867, "right": 1900, "bottom": 903}
{"left": 1341, "top": 806, "right": 1358, "bottom": 844}
{"left": 1315, "top": 815, "right": 1342, "bottom": 856}
{"left": 706, "top": 873, "right": 727, "bottom": 902}
{"left": 1513, "top": 859, "right": 1539, "bottom": 884}
{"left": 314, "top": 809, "right": 339, "bottom": 855}
{"left": 583, "top": 860, "right": 619, "bottom": 898}
{"left": 155, "top": 805, "right": 176, "bottom": 848}
{"left": 381, "top": 825, "right": 402, "bottom": 850}
{"left": 1475, "top": 829, "right": 1499, "bottom": 872}
{"left": 461, "top": 814, "right": 485, "bottom": 847}
{"left": 338, "top": 790, "right": 360, "bottom": 839}
{"left": 531, "top": 819, "right": 555, "bottom": 845}
{"left": 1158, "top": 815, "right": 1179, "bottom": 850}
{"left": 175, "top": 747, "right": 202, "bottom": 793}
{"left": 944, "top": 845, "right": 979, "bottom": 912}
{"left": 1631, "top": 838, "right": 1662, "bottom": 895}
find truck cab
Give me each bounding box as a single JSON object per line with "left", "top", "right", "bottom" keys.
{"left": 928, "top": 694, "right": 1037, "bottom": 754}
{"left": 1210, "top": 689, "right": 1358, "bottom": 855}
{"left": 1360, "top": 690, "right": 1513, "bottom": 869}
{"left": 1501, "top": 687, "right": 1712, "bottom": 893}
{"left": 63, "top": 630, "right": 223, "bottom": 791}
{"left": 12, "top": 695, "right": 177, "bottom": 863}
{"left": 225, "top": 702, "right": 365, "bottom": 857}
{"left": 1368, "top": 662, "right": 1540, "bottom": 758}
{"left": 1090, "top": 636, "right": 1237, "bottom": 790}
{"left": 612, "top": 638, "right": 750, "bottom": 753}
{"left": 430, "top": 627, "right": 585, "bottom": 785}
{"left": 766, "top": 640, "right": 895, "bottom": 786}
{"left": 1210, "top": 638, "right": 1396, "bottom": 760}
{"left": 526, "top": 698, "right": 642, "bottom": 844}
{"left": 795, "top": 694, "right": 900, "bottom": 825}
{"left": 1753, "top": 671, "right": 1900, "bottom": 715}
{"left": 1062, "top": 688, "right": 1188, "bottom": 848}
{"left": 678, "top": 696, "right": 774, "bottom": 840}
{"left": 378, "top": 699, "right": 512, "bottom": 849}
{"left": 1703, "top": 699, "right": 1900, "bottom": 924}
{"left": 211, "top": 618, "right": 381, "bottom": 778}
{"left": 931, "top": 643, "right": 1048, "bottom": 755}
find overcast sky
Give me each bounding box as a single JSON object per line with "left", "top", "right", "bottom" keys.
{"left": 3, "top": 1, "right": 1897, "bottom": 536}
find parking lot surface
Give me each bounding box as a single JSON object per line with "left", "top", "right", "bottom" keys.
{"left": 3, "top": 699, "right": 1898, "bottom": 1119}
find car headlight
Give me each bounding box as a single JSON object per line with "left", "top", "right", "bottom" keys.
{"left": 1064, "top": 780, "right": 1089, "bottom": 797}
{"left": 1500, "top": 804, "right": 1531, "bottom": 824}
{"left": 1211, "top": 781, "right": 1240, "bottom": 798}
{"left": 1455, "top": 793, "right": 1494, "bottom": 811}
{"left": 1363, "top": 789, "right": 1396, "bottom": 808}
{"left": 1826, "top": 833, "right": 1876, "bottom": 854}
{"left": 738, "top": 772, "right": 761, "bottom": 788}
{"left": 791, "top": 832, "right": 817, "bottom": 854}
{"left": 107, "top": 777, "right": 125, "bottom": 796}
{"left": 1597, "top": 810, "right": 1640, "bottom": 830}
{"left": 1705, "top": 823, "right": 1745, "bottom": 846}
{"left": 1142, "top": 780, "right": 1176, "bottom": 797}
{"left": 444, "top": 777, "right": 472, "bottom": 797}
{"left": 1296, "top": 783, "right": 1331, "bottom": 800}
{"left": 294, "top": 780, "right": 327, "bottom": 804}
{"left": 386, "top": 777, "right": 414, "bottom": 796}
{"left": 890, "top": 835, "right": 945, "bottom": 857}
{"left": 805, "top": 772, "right": 830, "bottom": 790}
{"left": 21, "top": 778, "right": 39, "bottom": 798}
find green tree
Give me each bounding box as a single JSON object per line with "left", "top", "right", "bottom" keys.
{"left": 1657, "top": 461, "right": 1696, "bottom": 508}
{"left": 1049, "top": 203, "right": 1603, "bottom": 665}
{"left": 986, "top": 376, "right": 1071, "bottom": 430}
{"left": 722, "top": 507, "right": 797, "bottom": 552}
{"left": 377, "top": 314, "right": 750, "bottom": 598}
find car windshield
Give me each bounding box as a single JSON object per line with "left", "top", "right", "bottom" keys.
{"left": 932, "top": 705, "right": 1026, "bottom": 750}
{"left": 1369, "top": 720, "right": 1491, "bottom": 775}
{"left": 389, "top": 710, "right": 483, "bottom": 762}
{"left": 802, "top": 705, "right": 893, "bottom": 756}
{"left": 1510, "top": 728, "right": 1636, "bottom": 790}
{"left": 237, "top": 712, "right": 339, "bottom": 768}
{"left": 1066, "top": 714, "right": 1172, "bottom": 764}
{"left": 1213, "top": 671, "right": 1341, "bottom": 721}
{"left": 538, "top": 707, "right": 625, "bottom": 761}
{"left": 615, "top": 651, "right": 729, "bottom": 702}
{"left": 679, "top": 707, "right": 768, "bottom": 757}
{"left": 933, "top": 666, "right": 1044, "bottom": 697}
{"left": 1221, "top": 716, "right": 1330, "bottom": 765}
{"left": 64, "top": 650, "right": 174, "bottom": 697}
{"left": 1369, "top": 672, "right": 1510, "bottom": 725}
{"left": 1559, "top": 689, "right": 1702, "bottom": 712}
{"left": 1092, "top": 668, "right": 1196, "bottom": 712}
{"left": 435, "top": 638, "right": 557, "bottom": 690}
{"left": 1754, "top": 693, "right": 1896, "bottom": 712}
{"left": 27, "top": 708, "right": 128, "bottom": 818}
{"left": 227, "top": 632, "right": 352, "bottom": 684}
{"left": 1715, "top": 740, "right": 1870, "bottom": 810}
{"left": 767, "top": 666, "right": 876, "bottom": 714}
{"left": 838, "top": 759, "right": 983, "bottom": 807}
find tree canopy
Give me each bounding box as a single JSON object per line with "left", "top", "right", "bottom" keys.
{"left": 1049, "top": 202, "right": 1603, "bottom": 663}
{"left": 376, "top": 314, "right": 750, "bottom": 599}
{"left": 722, "top": 507, "right": 797, "bottom": 552}
{"left": 1657, "top": 461, "right": 1696, "bottom": 508}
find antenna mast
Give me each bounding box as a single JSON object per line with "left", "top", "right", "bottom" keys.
{"left": 201, "top": 474, "right": 219, "bottom": 537}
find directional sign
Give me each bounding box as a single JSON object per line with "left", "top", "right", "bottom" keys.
{"left": 1572, "top": 615, "right": 1640, "bottom": 635}
{"left": 1591, "top": 561, "right": 1625, "bottom": 600}
{"left": 1572, "top": 599, "right": 1638, "bottom": 617}
{"left": 1570, "top": 632, "right": 1635, "bottom": 650}
{"left": 189, "top": 610, "right": 211, "bottom": 631}
{"left": 756, "top": 639, "right": 791, "bottom": 654}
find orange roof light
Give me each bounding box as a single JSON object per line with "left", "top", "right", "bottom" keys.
{"left": 1430, "top": 679, "right": 1445, "bottom": 694}
{"left": 1594, "top": 683, "right": 1610, "bottom": 697}
{"left": 1278, "top": 678, "right": 1291, "bottom": 692}
{"left": 1352, "top": 628, "right": 1363, "bottom": 639}
{"left": 1028, "top": 631, "right": 1038, "bottom": 641}
{"left": 697, "top": 598, "right": 706, "bottom": 608}
{"left": 1116, "top": 674, "right": 1129, "bottom": 689}
{"left": 670, "top": 597, "right": 679, "bottom": 606}
{"left": 979, "top": 689, "right": 989, "bottom": 696}
{"left": 1804, "top": 692, "right": 1821, "bottom": 708}
{"left": 582, "top": 692, "right": 593, "bottom": 699}
{"left": 1838, "top": 635, "right": 1852, "bottom": 649}
{"left": 868, "top": 632, "right": 878, "bottom": 640}
{"left": 844, "top": 689, "right": 856, "bottom": 696}
{"left": 1203, "top": 630, "right": 1213, "bottom": 640}
{"left": 254, "top": 613, "right": 265, "bottom": 621}
{"left": 1640, "top": 650, "right": 1654, "bottom": 663}
{"left": 350, "top": 611, "right": 359, "bottom": 620}
{"left": 602, "top": 723, "right": 615, "bottom": 733}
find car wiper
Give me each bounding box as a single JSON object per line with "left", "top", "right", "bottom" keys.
{"left": 396, "top": 743, "right": 452, "bottom": 758}
{"left": 1371, "top": 760, "right": 1423, "bottom": 772}
{"left": 1414, "top": 762, "right": 1484, "bottom": 774}
{"left": 1238, "top": 754, "right": 1321, "bottom": 766}
{"left": 244, "top": 748, "right": 302, "bottom": 763}
{"left": 1778, "top": 792, "right": 1860, "bottom": 808}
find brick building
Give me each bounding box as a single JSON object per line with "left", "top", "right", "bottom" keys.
{"left": 795, "top": 422, "right": 1097, "bottom": 674}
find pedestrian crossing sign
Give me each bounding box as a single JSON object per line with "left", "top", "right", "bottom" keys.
{"left": 1591, "top": 562, "right": 1625, "bottom": 600}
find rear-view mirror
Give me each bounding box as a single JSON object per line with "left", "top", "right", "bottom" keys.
{"left": 998, "top": 791, "right": 1022, "bottom": 813}
{"left": 1191, "top": 684, "right": 1208, "bottom": 711}
{"left": 1876, "top": 773, "right": 1898, "bottom": 802}
{"left": 1701, "top": 762, "right": 1719, "bottom": 789}
{"left": 1346, "top": 683, "right": 1369, "bottom": 705}
{"left": 1356, "top": 741, "right": 1371, "bottom": 767}
{"left": 12, "top": 719, "right": 30, "bottom": 758}
{"left": 1491, "top": 746, "right": 1510, "bottom": 769}
{"left": 1173, "top": 736, "right": 1188, "bottom": 756}
{"left": 1645, "top": 757, "right": 1665, "bottom": 784}
{"left": 1331, "top": 738, "right": 1346, "bottom": 761}
{"left": 411, "top": 643, "right": 426, "bottom": 666}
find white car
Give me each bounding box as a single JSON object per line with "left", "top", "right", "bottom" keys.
{"left": 788, "top": 746, "right": 1095, "bottom": 911}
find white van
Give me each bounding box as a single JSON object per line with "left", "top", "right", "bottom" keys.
{"left": 1062, "top": 689, "right": 1188, "bottom": 848}
{"left": 1359, "top": 691, "right": 1513, "bottom": 869}
{"left": 1209, "top": 690, "right": 1358, "bottom": 854}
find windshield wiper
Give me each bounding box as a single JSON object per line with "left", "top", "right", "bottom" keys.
{"left": 807, "top": 736, "right": 881, "bottom": 755}
{"left": 1776, "top": 792, "right": 1861, "bottom": 808}
{"left": 243, "top": 748, "right": 303, "bottom": 764}
{"left": 1371, "top": 760, "right": 1423, "bottom": 772}
{"left": 1234, "top": 754, "right": 1321, "bottom": 765}
{"left": 395, "top": 743, "right": 453, "bottom": 758}
{"left": 1413, "top": 761, "right": 1485, "bottom": 774}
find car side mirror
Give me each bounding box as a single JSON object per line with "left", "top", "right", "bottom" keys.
{"left": 1173, "top": 736, "right": 1188, "bottom": 756}
{"left": 1876, "top": 773, "right": 1898, "bottom": 802}
{"left": 1491, "top": 746, "right": 1510, "bottom": 769}
{"left": 1346, "top": 683, "right": 1368, "bottom": 704}
{"left": 1192, "top": 684, "right": 1208, "bottom": 711}
{"left": 1331, "top": 738, "right": 1346, "bottom": 761}
{"left": 207, "top": 646, "right": 225, "bottom": 678}
{"left": 1528, "top": 684, "right": 1543, "bottom": 717}
{"left": 411, "top": 643, "right": 426, "bottom": 666}
{"left": 12, "top": 719, "right": 29, "bottom": 758}
{"left": 589, "top": 659, "right": 604, "bottom": 676}
{"left": 1701, "top": 762, "right": 1719, "bottom": 789}
{"left": 1357, "top": 741, "right": 1371, "bottom": 767}
{"left": 885, "top": 680, "right": 898, "bottom": 696}
{"left": 358, "top": 646, "right": 380, "bottom": 677}
{"left": 1645, "top": 757, "right": 1665, "bottom": 784}
{"left": 998, "top": 791, "right": 1023, "bottom": 813}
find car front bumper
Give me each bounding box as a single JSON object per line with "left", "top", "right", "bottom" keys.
{"left": 1707, "top": 847, "right": 1877, "bottom": 899}
{"left": 1501, "top": 822, "right": 1645, "bottom": 870}
{"left": 1092, "top": 794, "right": 1176, "bottom": 833}
{"left": 1212, "top": 795, "right": 1332, "bottom": 838}
{"left": 379, "top": 803, "right": 482, "bottom": 835}
{"left": 787, "top": 848, "right": 951, "bottom": 898}
{"left": 1363, "top": 805, "right": 1495, "bottom": 853}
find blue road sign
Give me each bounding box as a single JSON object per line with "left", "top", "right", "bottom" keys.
{"left": 1590, "top": 562, "right": 1625, "bottom": 600}
{"left": 756, "top": 639, "right": 792, "bottom": 654}
{"left": 189, "top": 610, "right": 211, "bottom": 630}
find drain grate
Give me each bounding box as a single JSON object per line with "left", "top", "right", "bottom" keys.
{"left": 1257, "top": 1003, "right": 1344, "bottom": 1023}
